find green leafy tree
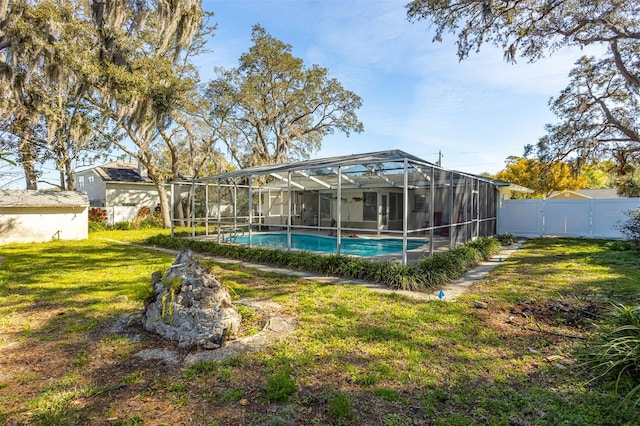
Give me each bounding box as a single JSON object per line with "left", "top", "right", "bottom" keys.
{"left": 0, "top": 0, "right": 113, "bottom": 190}
{"left": 406, "top": 0, "right": 639, "bottom": 187}
{"left": 494, "top": 156, "right": 587, "bottom": 198}
{"left": 89, "top": 0, "right": 209, "bottom": 228}
{"left": 0, "top": 0, "right": 73, "bottom": 189}
{"left": 206, "top": 24, "right": 364, "bottom": 169}
{"left": 156, "top": 87, "right": 230, "bottom": 226}
{"left": 581, "top": 161, "right": 617, "bottom": 189}
{"left": 533, "top": 52, "right": 640, "bottom": 180}
{"left": 616, "top": 172, "right": 640, "bottom": 197}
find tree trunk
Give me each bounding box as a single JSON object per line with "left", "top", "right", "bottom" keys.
{"left": 152, "top": 178, "right": 171, "bottom": 228}
{"left": 146, "top": 166, "right": 171, "bottom": 228}
{"left": 174, "top": 193, "right": 186, "bottom": 227}
{"left": 63, "top": 153, "right": 75, "bottom": 191}
{"left": 19, "top": 137, "right": 38, "bottom": 190}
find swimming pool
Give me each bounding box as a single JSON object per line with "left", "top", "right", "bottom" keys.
{"left": 233, "top": 233, "right": 428, "bottom": 256}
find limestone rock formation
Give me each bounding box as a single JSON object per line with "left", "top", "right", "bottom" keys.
{"left": 143, "top": 249, "right": 241, "bottom": 349}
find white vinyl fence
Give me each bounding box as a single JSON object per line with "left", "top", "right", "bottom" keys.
{"left": 498, "top": 198, "right": 640, "bottom": 239}
{"left": 104, "top": 206, "right": 141, "bottom": 225}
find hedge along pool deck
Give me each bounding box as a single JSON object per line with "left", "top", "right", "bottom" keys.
{"left": 104, "top": 239, "right": 522, "bottom": 302}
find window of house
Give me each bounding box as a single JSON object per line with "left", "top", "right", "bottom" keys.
{"left": 363, "top": 192, "right": 377, "bottom": 221}
{"left": 77, "top": 176, "right": 84, "bottom": 190}
{"left": 389, "top": 193, "right": 403, "bottom": 220}
{"left": 414, "top": 193, "right": 427, "bottom": 211}
{"left": 88, "top": 175, "right": 94, "bottom": 183}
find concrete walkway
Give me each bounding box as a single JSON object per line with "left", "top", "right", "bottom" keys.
{"left": 425, "top": 243, "right": 521, "bottom": 301}
{"left": 105, "top": 239, "right": 521, "bottom": 302}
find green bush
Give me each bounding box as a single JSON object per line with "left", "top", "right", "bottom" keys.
{"left": 265, "top": 367, "right": 297, "bottom": 403}
{"left": 328, "top": 390, "right": 355, "bottom": 424}
{"left": 88, "top": 221, "right": 108, "bottom": 232}
{"left": 617, "top": 209, "right": 640, "bottom": 249}
{"left": 580, "top": 303, "right": 640, "bottom": 404}
{"left": 145, "top": 234, "right": 505, "bottom": 293}
{"left": 136, "top": 217, "right": 163, "bottom": 229}
{"left": 495, "top": 233, "right": 517, "bottom": 245}
{"left": 606, "top": 240, "right": 633, "bottom": 251}
{"left": 467, "top": 236, "right": 502, "bottom": 257}
{"left": 113, "top": 221, "right": 132, "bottom": 230}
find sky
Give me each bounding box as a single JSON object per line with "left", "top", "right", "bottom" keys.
{"left": 1, "top": 0, "right": 589, "bottom": 188}
{"left": 201, "top": 0, "right": 592, "bottom": 176}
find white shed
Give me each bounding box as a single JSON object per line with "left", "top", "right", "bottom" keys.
{"left": 0, "top": 190, "right": 89, "bottom": 245}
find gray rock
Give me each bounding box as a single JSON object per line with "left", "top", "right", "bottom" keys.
{"left": 473, "top": 301, "right": 488, "bottom": 309}
{"left": 143, "top": 248, "right": 242, "bottom": 349}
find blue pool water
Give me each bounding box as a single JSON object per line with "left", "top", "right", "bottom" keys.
{"left": 233, "top": 233, "right": 427, "bottom": 256}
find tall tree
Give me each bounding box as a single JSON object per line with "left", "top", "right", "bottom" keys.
{"left": 155, "top": 87, "right": 229, "bottom": 226}
{"left": 406, "top": 0, "right": 640, "bottom": 177}
{"left": 0, "top": 0, "right": 60, "bottom": 189}
{"left": 494, "top": 156, "right": 587, "bottom": 198}
{"left": 0, "top": 0, "right": 112, "bottom": 190}
{"left": 206, "top": 25, "right": 364, "bottom": 169}
{"left": 89, "top": 0, "right": 209, "bottom": 228}
{"left": 532, "top": 51, "right": 640, "bottom": 176}
{"left": 581, "top": 161, "right": 617, "bottom": 189}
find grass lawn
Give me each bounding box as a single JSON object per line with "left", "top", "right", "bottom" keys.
{"left": 0, "top": 231, "right": 639, "bottom": 425}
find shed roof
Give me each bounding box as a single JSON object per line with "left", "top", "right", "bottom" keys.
{"left": 548, "top": 189, "right": 620, "bottom": 199}
{"left": 0, "top": 190, "right": 89, "bottom": 207}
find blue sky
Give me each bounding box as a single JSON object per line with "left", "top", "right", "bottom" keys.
{"left": 0, "top": 0, "right": 587, "bottom": 188}
{"left": 202, "top": 0, "right": 587, "bottom": 175}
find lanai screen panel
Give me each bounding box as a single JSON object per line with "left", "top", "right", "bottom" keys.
{"left": 176, "top": 150, "right": 506, "bottom": 262}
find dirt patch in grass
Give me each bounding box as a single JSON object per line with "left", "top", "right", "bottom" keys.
{"left": 0, "top": 297, "right": 300, "bottom": 425}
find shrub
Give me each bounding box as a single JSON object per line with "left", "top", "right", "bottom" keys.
{"left": 413, "top": 237, "right": 502, "bottom": 289}
{"left": 88, "top": 221, "right": 108, "bottom": 232}
{"left": 145, "top": 234, "right": 505, "bottom": 293}
{"left": 580, "top": 303, "right": 640, "bottom": 404}
{"left": 495, "top": 233, "right": 517, "bottom": 245}
{"left": 132, "top": 206, "right": 163, "bottom": 229}
{"left": 88, "top": 207, "right": 108, "bottom": 223}
{"left": 137, "top": 217, "right": 163, "bottom": 229}
{"left": 467, "top": 236, "right": 502, "bottom": 257}
{"left": 265, "top": 367, "right": 297, "bottom": 403}
{"left": 616, "top": 208, "right": 640, "bottom": 249}
{"left": 136, "top": 206, "right": 152, "bottom": 220}
{"left": 384, "top": 263, "right": 427, "bottom": 291}
{"left": 328, "top": 391, "right": 354, "bottom": 424}
{"left": 606, "top": 240, "right": 633, "bottom": 251}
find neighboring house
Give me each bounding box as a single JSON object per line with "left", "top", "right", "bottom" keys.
{"left": 74, "top": 160, "right": 166, "bottom": 223}
{"left": 548, "top": 189, "right": 621, "bottom": 199}
{"left": 0, "top": 190, "right": 89, "bottom": 244}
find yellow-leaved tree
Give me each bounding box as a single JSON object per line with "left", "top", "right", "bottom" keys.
{"left": 494, "top": 157, "right": 587, "bottom": 199}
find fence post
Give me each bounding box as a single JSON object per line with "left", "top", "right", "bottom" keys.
{"left": 540, "top": 199, "right": 546, "bottom": 237}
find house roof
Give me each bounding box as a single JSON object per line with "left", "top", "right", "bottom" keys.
{"left": 0, "top": 190, "right": 89, "bottom": 207}
{"left": 548, "top": 189, "right": 621, "bottom": 199}
{"left": 91, "top": 161, "right": 153, "bottom": 183}
{"left": 192, "top": 149, "right": 530, "bottom": 192}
